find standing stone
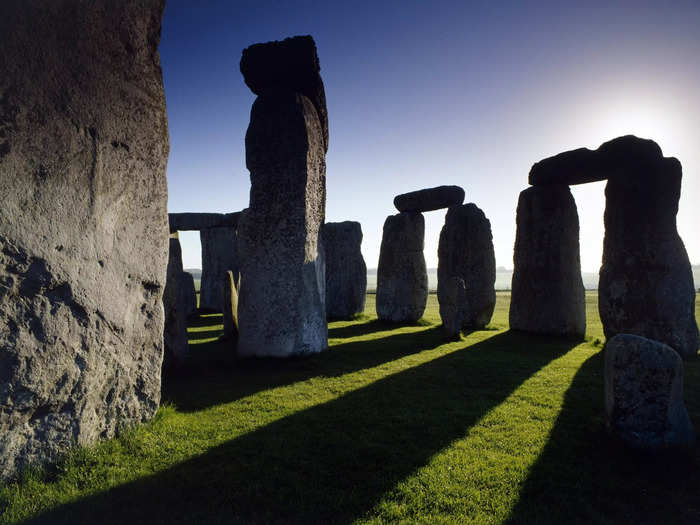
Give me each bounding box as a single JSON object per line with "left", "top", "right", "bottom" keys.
{"left": 237, "top": 36, "right": 327, "bottom": 358}
{"left": 438, "top": 203, "right": 496, "bottom": 329}
{"left": 509, "top": 185, "right": 586, "bottom": 338}
{"left": 163, "top": 237, "right": 188, "bottom": 367}
{"left": 223, "top": 271, "right": 239, "bottom": 341}
{"left": 394, "top": 185, "right": 465, "bottom": 213}
{"left": 323, "top": 221, "right": 367, "bottom": 319}
{"left": 376, "top": 212, "right": 428, "bottom": 323}
{"left": 439, "top": 276, "right": 466, "bottom": 340}
{"left": 199, "top": 226, "right": 238, "bottom": 311}
{"left": 181, "top": 271, "right": 197, "bottom": 315}
{"left": 598, "top": 138, "right": 698, "bottom": 358}
{"left": 0, "top": 0, "right": 168, "bottom": 479}
{"left": 605, "top": 334, "right": 695, "bottom": 449}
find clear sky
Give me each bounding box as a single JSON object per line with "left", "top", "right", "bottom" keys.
{"left": 161, "top": 0, "right": 700, "bottom": 272}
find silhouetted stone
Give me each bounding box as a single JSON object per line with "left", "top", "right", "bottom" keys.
{"left": 439, "top": 276, "right": 466, "bottom": 340}
{"left": 598, "top": 139, "right": 698, "bottom": 358}
{"left": 237, "top": 90, "right": 327, "bottom": 357}
{"left": 376, "top": 212, "right": 428, "bottom": 323}
{"left": 240, "top": 35, "right": 328, "bottom": 151}
{"left": 164, "top": 237, "right": 189, "bottom": 367}
{"left": 181, "top": 272, "right": 197, "bottom": 315}
{"left": 605, "top": 334, "right": 695, "bottom": 449}
{"left": 223, "top": 271, "right": 239, "bottom": 341}
{"left": 509, "top": 186, "right": 585, "bottom": 338}
{"left": 394, "top": 185, "right": 465, "bottom": 213}
{"left": 0, "top": 0, "right": 168, "bottom": 479}
{"left": 323, "top": 221, "right": 367, "bottom": 319}
{"left": 200, "top": 226, "right": 238, "bottom": 311}
{"left": 437, "top": 203, "right": 496, "bottom": 329}
{"left": 169, "top": 212, "right": 240, "bottom": 233}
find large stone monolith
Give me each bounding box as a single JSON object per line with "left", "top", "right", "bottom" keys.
{"left": 438, "top": 203, "right": 496, "bottom": 330}
{"left": 199, "top": 226, "right": 238, "bottom": 311}
{"left": 0, "top": 0, "right": 168, "bottom": 479}
{"left": 323, "top": 221, "right": 367, "bottom": 319}
{"left": 376, "top": 212, "right": 428, "bottom": 323}
{"left": 223, "top": 271, "right": 239, "bottom": 341}
{"left": 181, "top": 271, "right": 197, "bottom": 315}
{"left": 598, "top": 139, "right": 698, "bottom": 358}
{"left": 394, "top": 185, "right": 465, "bottom": 213}
{"left": 509, "top": 185, "right": 586, "bottom": 338}
{"left": 164, "top": 237, "right": 189, "bottom": 368}
{"left": 237, "top": 36, "right": 327, "bottom": 357}
{"left": 605, "top": 334, "right": 695, "bottom": 449}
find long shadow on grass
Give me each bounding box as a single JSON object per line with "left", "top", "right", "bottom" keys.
{"left": 165, "top": 323, "right": 447, "bottom": 412}
{"left": 327, "top": 318, "right": 416, "bottom": 339}
{"left": 22, "top": 331, "right": 579, "bottom": 525}
{"left": 505, "top": 352, "right": 700, "bottom": 524}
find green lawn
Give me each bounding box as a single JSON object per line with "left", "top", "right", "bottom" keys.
{"left": 1, "top": 293, "right": 699, "bottom": 524}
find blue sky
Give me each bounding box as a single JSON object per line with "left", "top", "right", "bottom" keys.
{"left": 161, "top": 0, "right": 700, "bottom": 271}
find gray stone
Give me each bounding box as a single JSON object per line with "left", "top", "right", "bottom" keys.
{"left": 394, "top": 185, "right": 465, "bottom": 213}
{"left": 437, "top": 203, "right": 496, "bottom": 329}
{"left": 240, "top": 35, "right": 328, "bottom": 152}
{"left": 0, "top": 0, "right": 168, "bottom": 479}
{"left": 181, "top": 272, "right": 197, "bottom": 316}
{"left": 605, "top": 334, "right": 695, "bottom": 449}
{"left": 169, "top": 212, "right": 240, "bottom": 233}
{"left": 439, "top": 276, "right": 466, "bottom": 340}
{"left": 163, "top": 237, "right": 188, "bottom": 367}
{"left": 237, "top": 90, "right": 327, "bottom": 357}
{"left": 199, "top": 226, "right": 238, "bottom": 312}
{"left": 598, "top": 139, "right": 698, "bottom": 358}
{"left": 223, "top": 271, "right": 239, "bottom": 341}
{"left": 509, "top": 186, "right": 586, "bottom": 338}
{"left": 323, "top": 221, "right": 367, "bottom": 319}
{"left": 376, "top": 212, "right": 428, "bottom": 323}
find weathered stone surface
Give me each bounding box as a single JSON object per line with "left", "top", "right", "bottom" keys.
{"left": 605, "top": 334, "right": 695, "bottom": 449}
{"left": 529, "top": 135, "right": 664, "bottom": 186}
{"left": 181, "top": 272, "right": 197, "bottom": 315}
{"left": 437, "top": 203, "right": 496, "bottom": 329}
{"left": 323, "top": 221, "right": 367, "bottom": 319}
{"left": 509, "top": 186, "right": 586, "bottom": 338}
{"left": 0, "top": 0, "right": 168, "bottom": 479}
{"left": 240, "top": 35, "right": 328, "bottom": 152}
{"left": 439, "top": 276, "right": 466, "bottom": 340}
{"left": 199, "top": 227, "right": 238, "bottom": 312}
{"left": 394, "top": 185, "right": 465, "bottom": 213}
{"left": 598, "top": 139, "right": 698, "bottom": 358}
{"left": 376, "top": 212, "right": 428, "bottom": 323}
{"left": 169, "top": 212, "right": 240, "bottom": 233}
{"left": 163, "top": 237, "right": 188, "bottom": 368}
{"left": 237, "top": 90, "right": 327, "bottom": 357}
{"left": 223, "top": 271, "right": 239, "bottom": 341}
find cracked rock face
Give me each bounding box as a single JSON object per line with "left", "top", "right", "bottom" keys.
{"left": 605, "top": 334, "right": 695, "bottom": 449}
{"left": 0, "top": 0, "right": 168, "bottom": 479}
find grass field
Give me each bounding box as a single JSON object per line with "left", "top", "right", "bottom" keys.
{"left": 1, "top": 292, "right": 699, "bottom": 524}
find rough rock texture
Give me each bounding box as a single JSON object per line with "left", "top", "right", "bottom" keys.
{"left": 598, "top": 139, "right": 698, "bottom": 358}
{"left": 394, "top": 185, "right": 465, "bottom": 213}
{"left": 605, "top": 334, "right": 695, "bottom": 449}
{"left": 169, "top": 212, "right": 240, "bottom": 233}
{"left": 376, "top": 212, "right": 428, "bottom": 323}
{"left": 439, "top": 276, "right": 466, "bottom": 340}
{"left": 237, "top": 90, "right": 327, "bottom": 357}
{"left": 199, "top": 227, "right": 238, "bottom": 312}
{"left": 0, "top": 0, "right": 168, "bottom": 480}
{"left": 437, "top": 203, "right": 496, "bottom": 329}
{"left": 181, "top": 272, "right": 197, "bottom": 316}
{"left": 240, "top": 35, "right": 328, "bottom": 152}
{"left": 323, "top": 221, "right": 367, "bottom": 319}
{"left": 223, "top": 271, "right": 239, "bottom": 341}
{"left": 509, "top": 186, "right": 586, "bottom": 338}
{"left": 163, "top": 237, "right": 188, "bottom": 368}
